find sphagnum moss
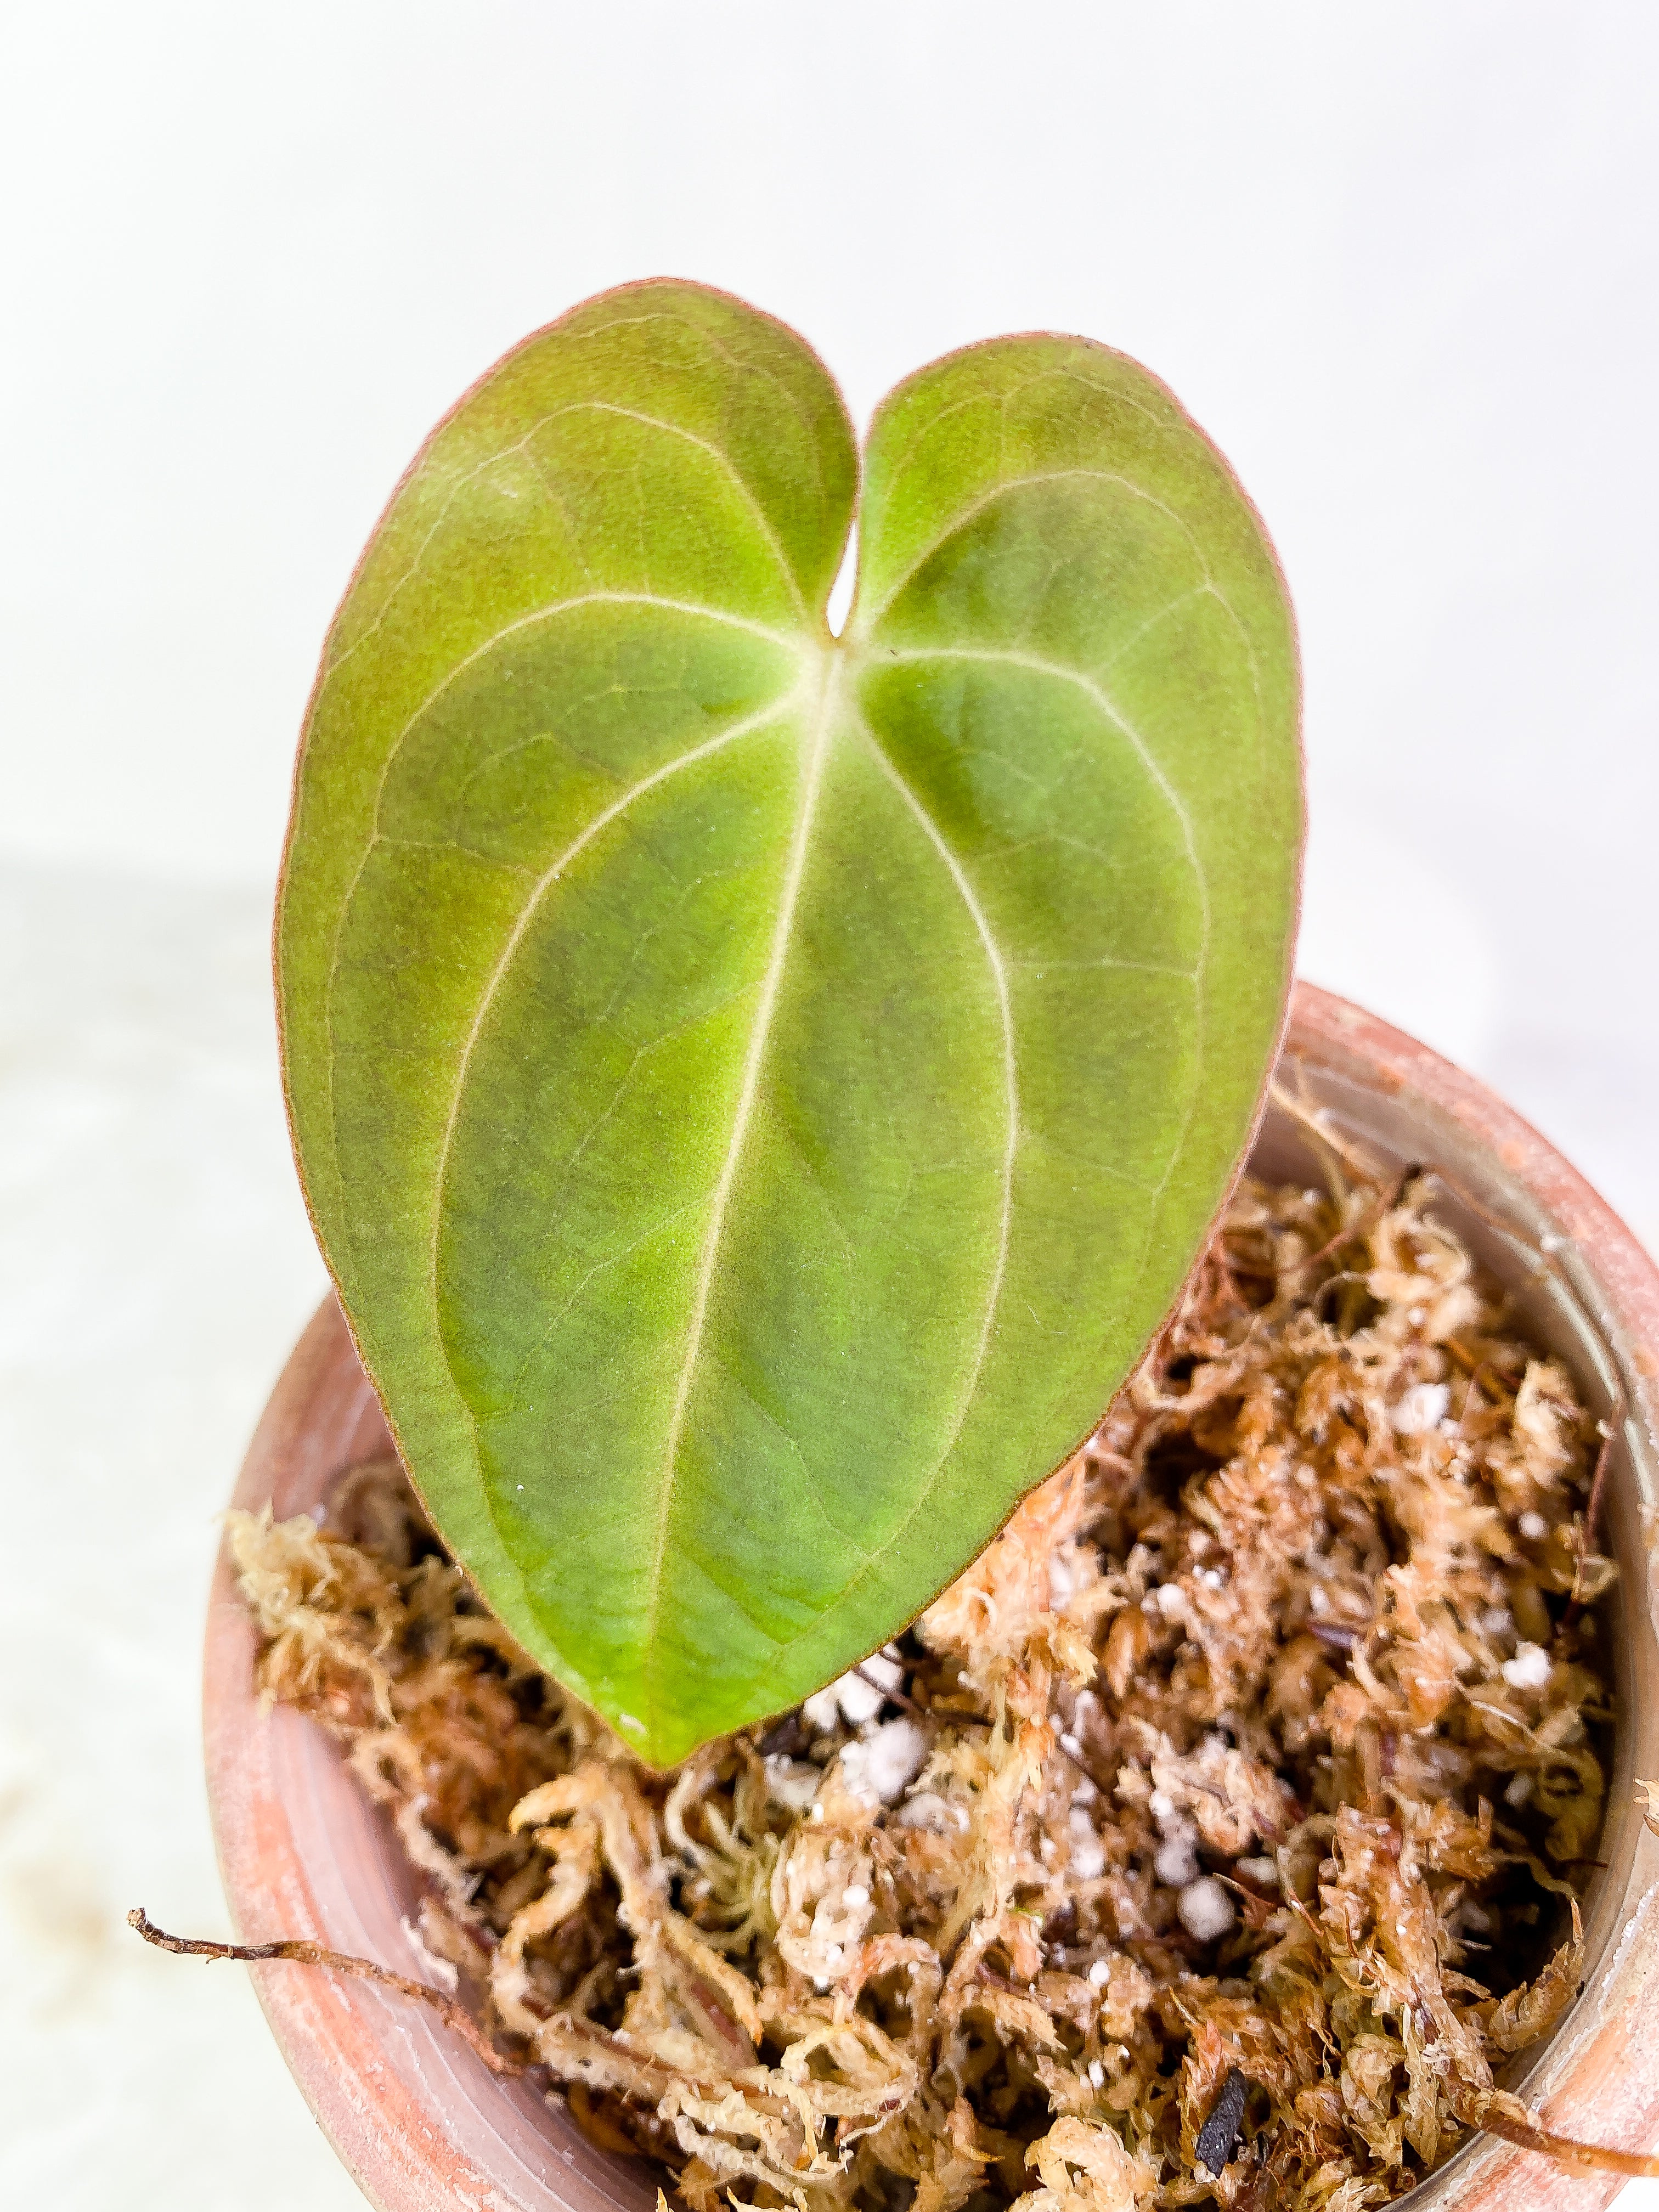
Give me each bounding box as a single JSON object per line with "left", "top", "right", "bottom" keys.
{"left": 218, "top": 1170, "right": 1621, "bottom": 2212}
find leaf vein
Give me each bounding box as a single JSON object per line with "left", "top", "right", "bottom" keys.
{"left": 534, "top": 400, "right": 810, "bottom": 616}
{"left": 876, "top": 644, "right": 1212, "bottom": 964}
{"left": 861, "top": 468, "right": 1211, "bottom": 630}
{"left": 853, "top": 708, "right": 1019, "bottom": 1475}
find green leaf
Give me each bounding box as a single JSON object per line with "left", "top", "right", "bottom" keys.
{"left": 278, "top": 280, "right": 1301, "bottom": 1765}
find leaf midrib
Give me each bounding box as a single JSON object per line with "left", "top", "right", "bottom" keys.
{"left": 636, "top": 644, "right": 844, "bottom": 1729}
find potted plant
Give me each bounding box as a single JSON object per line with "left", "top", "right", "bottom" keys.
{"left": 167, "top": 282, "right": 1659, "bottom": 2212}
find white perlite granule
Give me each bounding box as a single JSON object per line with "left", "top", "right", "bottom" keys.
{"left": 1176, "top": 1876, "right": 1236, "bottom": 1943}
{"left": 1502, "top": 1641, "right": 1552, "bottom": 1690}
{"left": 1393, "top": 1381, "right": 1451, "bottom": 1435}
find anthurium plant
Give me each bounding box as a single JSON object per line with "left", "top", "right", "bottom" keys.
{"left": 276, "top": 278, "right": 1301, "bottom": 1767}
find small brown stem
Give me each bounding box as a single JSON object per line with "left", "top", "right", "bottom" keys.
{"left": 1215, "top": 1876, "right": 1277, "bottom": 1931}
{"left": 1307, "top": 1620, "right": 1361, "bottom": 1655}
{"left": 853, "top": 1662, "right": 924, "bottom": 1719}
{"left": 1479, "top": 2109, "right": 1659, "bottom": 2179}
{"left": 1266, "top": 1080, "right": 1391, "bottom": 1195}
{"left": 1293, "top": 1171, "right": 1409, "bottom": 1275}
{"left": 127, "top": 1908, "right": 534, "bottom": 2079}
{"left": 1455, "top": 1364, "right": 1487, "bottom": 1438}
{"left": 1562, "top": 1389, "right": 1626, "bottom": 1626}
{"left": 1445, "top": 1338, "right": 1519, "bottom": 1398}
{"left": 1577, "top": 1392, "right": 1625, "bottom": 1565}
{"left": 1051, "top": 1742, "right": 1097, "bottom": 1787}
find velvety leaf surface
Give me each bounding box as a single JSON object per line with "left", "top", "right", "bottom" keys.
{"left": 278, "top": 281, "right": 1300, "bottom": 1763}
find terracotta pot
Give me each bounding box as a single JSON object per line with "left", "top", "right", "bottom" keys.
{"left": 205, "top": 982, "right": 1659, "bottom": 2212}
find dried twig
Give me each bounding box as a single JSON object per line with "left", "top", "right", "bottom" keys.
{"left": 127, "top": 1908, "right": 534, "bottom": 2079}
{"left": 1477, "top": 2107, "right": 1659, "bottom": 2180}
{"left": 1578, "top": 1389, "right": 1626, "bottom": 1570}
{"left": 1561, "top": 1387, "right": 1626, "bottom": 1626}
{"left": 852, "top": 1661, "right": 924, "bottom": 1719}
{"left": 1292, "top": 1170, "right": 1411, "bottom": 1275}
{"left": 1267, "top": 1077, "right": 1391, "bottom": 1195}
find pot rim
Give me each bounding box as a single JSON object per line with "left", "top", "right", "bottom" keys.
{"left": 204, "top": 981, "right": 1659, "bottom": 2212}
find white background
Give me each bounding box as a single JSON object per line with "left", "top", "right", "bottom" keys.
{"left": 1, "top": 5, "right": 1655, "bottom": 2204}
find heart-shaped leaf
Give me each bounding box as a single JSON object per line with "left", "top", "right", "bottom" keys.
{"left": 278, "top": 280, "right": 1301, "bottom": 1764}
